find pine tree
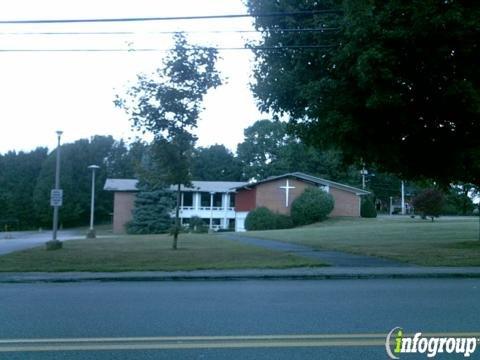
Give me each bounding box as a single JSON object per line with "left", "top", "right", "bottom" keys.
{"left": 127, "top": 186, "right": 175, "bottom": 234}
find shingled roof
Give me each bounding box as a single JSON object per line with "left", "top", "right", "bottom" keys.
{"left": 104, "top": 179, "right": 248, "bottom": 193}
{"left": 231, "top": 172, "right": 370, "bottom": 196}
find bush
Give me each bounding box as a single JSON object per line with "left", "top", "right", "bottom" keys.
{"left": 189, "top": 216, "right": 208, "bottom": 233}
{"left": 361, "top": 198, "right": 377, "bottom": 218}
{"left": 244, "top": 207, "right": 294, "bottom": 231}
{"left": 245, "top": 207, "right": 278, "bottom": 231}
{"left": 412, "top": 188, "right": 444, "bottom": 221}
{"left": 274, "top": 214, "right": 294, "bottom": 229}
{"left": 291, "top": 188, "right": 334, "bottom": 226}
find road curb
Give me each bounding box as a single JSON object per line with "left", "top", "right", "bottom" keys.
{"left": 2, "top": 270, "right": 480, "bottom": 283}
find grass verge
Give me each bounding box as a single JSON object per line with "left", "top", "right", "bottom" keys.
{"left": 241, "top": 217, "right": 480, "bottom": 266}
{"left": 0, "top": 233, "right": 325, "bottom": 272}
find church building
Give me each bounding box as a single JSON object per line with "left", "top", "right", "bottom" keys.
{"left": 104, "top": 172, "right": 369, "bottom": 233}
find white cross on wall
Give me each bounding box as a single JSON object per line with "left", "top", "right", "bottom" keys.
{"left": 280, "top": 179, "right": 296, "bottom": 207}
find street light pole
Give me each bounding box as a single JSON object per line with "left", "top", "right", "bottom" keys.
{"left": 87, "top": 165, "right": 100, "bottom": 239}
{"left": 46, "top": 130, "right": 63, "bottom": 250}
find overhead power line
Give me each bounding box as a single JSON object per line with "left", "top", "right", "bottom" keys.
{"left": 0, "top": 45, "right": 337, "bottom": 53}
{"left": 0, "top": 10, "right": 342, "bottom": 25}
{"left": 0, "top": 28, "right": 340, "bottom": 36}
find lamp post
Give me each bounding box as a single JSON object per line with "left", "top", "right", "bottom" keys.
{"left": 46, "top": 130, "right": 63, "bottom": 250}
{"left": 86, "top": 165, "right": 100, "bottom": 239}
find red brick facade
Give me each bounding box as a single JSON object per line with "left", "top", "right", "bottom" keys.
{"left": 235, "top": 187, "right": 256, "bottom": 211}
{"left": 113, "top": 192, "right": 136, "bottom": 233}
{"left": 235, "top": 176, "right": 362, "bottom": 217}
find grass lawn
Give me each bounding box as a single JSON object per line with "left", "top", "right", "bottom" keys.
{"left": 241, "top": 216, "right": 480, "bottom": 266}
{"left": 0, "top": 233, "right": 324, "bottom": 272}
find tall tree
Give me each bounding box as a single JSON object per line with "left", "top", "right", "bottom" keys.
{"left": 191, "top": 145, "right": 243, "bottom": 181}
{"left": 247, "top": 0, "right": 480, "bottom": 185}
{"left": 0, "top": 148, "right": 48, "bottom": 230}
{"left": 237, "top": 119, "right": 358, "bottom": 183}
{"left": 105, "top": 139, "right": 147, "bottom": 178}
{"left": 116, "top": 33, "right": 221, "bottom": 249}
{"left": 126, "top": 183, "right": 175, "bottom": 234}
{"left": 33, "top": 136, "right": 115, "bottom": 228}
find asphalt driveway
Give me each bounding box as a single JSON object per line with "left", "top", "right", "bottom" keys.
{"left": 0, "top": 229, "right": 84, "bottom": 255}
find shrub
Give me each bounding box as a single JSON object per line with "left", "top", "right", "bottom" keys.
{"left": 274, "top": 214, "right": 294, "bottom": 229}
{"left": 412, "top": 188, "right": 444, "bottom": 221}
{"left": 244, "top": 207, "right": 294, "bottom": 231}
{"left": 291, "top": 187, "right": 334, "bottom": 226}
{"left": 189, "top": 216, "right": 208, "bottom": 233}
{"left": 245, "top": 207, "right": 278, "bottom": 231}
{"left": 361, "top": 197, "right": 377, "bottom": 218}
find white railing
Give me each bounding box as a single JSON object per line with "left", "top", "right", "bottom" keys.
{"left": 183, "top": 206, "right": 234, "bottom": 211}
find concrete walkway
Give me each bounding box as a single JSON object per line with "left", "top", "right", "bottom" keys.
{"left": 224, "top": 234, "right": 409, "bottom": 267}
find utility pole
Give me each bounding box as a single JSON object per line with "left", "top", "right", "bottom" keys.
{"left": 87, "top": 165, "right": 100, "bottom": 239}
{"left": 46, "top": 130, "right": 63, "bottom": 250}
{"left": 360, "top": 165, "right": 368, "bottom": 190}
{"left": 401, "top": 181, "right": 406, "bottom": 215}
{"left": 389, "top": 196, "right": 393, "bottom": 216}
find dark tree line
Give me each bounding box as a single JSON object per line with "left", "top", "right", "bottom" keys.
{"left": 0, "top": 136, "right": 146, "bottom": 230}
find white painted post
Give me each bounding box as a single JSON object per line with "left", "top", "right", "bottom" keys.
{"left": 223, "top": 193, "right": 228, "bottom": 229}
{"left": 209, "top": 192, "right": 214, "bottom": 230}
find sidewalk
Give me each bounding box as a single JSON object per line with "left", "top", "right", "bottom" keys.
{"left": 2, "top": 266, "right": 480, "bottom": 283}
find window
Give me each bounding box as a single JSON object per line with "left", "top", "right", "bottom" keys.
{"left": 213, "top": 193, "right": 222, "bottom": 207}
{"left": 229, "top": 194, "right": 235, "bottom": 208}
{"left": 183, "top": 192, "right": 193, "bottom": 207}
{"left": 200, "top": 192, "right": 210, "bottom": 207}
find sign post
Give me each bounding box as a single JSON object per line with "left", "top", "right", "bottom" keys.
{"left": 46, "top": 131, "right": 63, "bottom": 250}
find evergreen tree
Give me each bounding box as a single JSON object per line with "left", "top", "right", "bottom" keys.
{"left": 127, "top": 184, "right": 174, "bottom": 234}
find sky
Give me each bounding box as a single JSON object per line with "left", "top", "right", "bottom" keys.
{"left": 0, "top": 0, "right": 265, "bottom": 154}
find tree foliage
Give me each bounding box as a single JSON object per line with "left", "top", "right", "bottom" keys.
{"left": 291, "top": 187, "right": 334, "bottom": 226}
{"left": 191, "top": 145, "right": 243, "bottom": 181}
{"left": 412, "top": 188, "right": 444, "bottom": 221}
{"left": 33, "top": 136, "right": 116, "bottom": 228}
{"left": 116, "top": 33, "right": 222, "bottom": 248}
{"left": 0, "top": 148, "right": 48, "bottom": 230}
{"left": 360, "top": 197, "right": 377, "bottom": 218}
{"left": 247, "top": 0, "right": 480, "bottom": 185}
{"left": 127, "top": 184, "right": 174, "bottom": 234}
{"left": 237, "top": 119, "right": 358, "bottom": 183}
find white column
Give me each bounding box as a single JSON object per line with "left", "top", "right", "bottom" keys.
{"left": 194, "top": 192, "right": 199, "bottom": 210}
{"left": 209, "top": 192, "right": 214, "bottom": 229}
{"left": 223, "top": 193, "right": 228, "bottom": 229}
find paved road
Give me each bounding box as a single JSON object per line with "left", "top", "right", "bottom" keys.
{"left": 0, "top": 229, "right": 83, "bottom": 255}
{"left": 225, "top": 234, "right": 408, "bottom": 267}
{"left": 1, "top": 279, "right": 479, "bottom": 359}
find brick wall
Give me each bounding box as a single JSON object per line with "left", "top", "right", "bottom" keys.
{"left": 235, "top": 188, "right": 256, "bottom": 211}
{"left": 255, "top": 177, "right": 361, "bottom": 217}
{"left": 255, "top": 177, "right": 311, "bottom": 215}
{"left": 330, "top": 187, "right": 361, "bottom": 217}
{"left": 113, "top": 192, "right": 136, "bottom": 234}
